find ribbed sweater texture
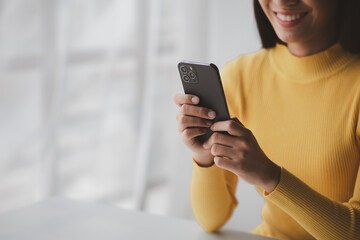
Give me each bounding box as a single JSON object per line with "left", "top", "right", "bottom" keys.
{"left": 190, "top": 43, "right": 360, "bottom": 240}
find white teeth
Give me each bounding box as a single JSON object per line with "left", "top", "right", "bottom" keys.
{"left": 277, "top": 13, "right": 303, "bottom": 22}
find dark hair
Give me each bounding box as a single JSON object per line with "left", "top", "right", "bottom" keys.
{"left": 253, "top": 0, "right": 360, "bottom": 53}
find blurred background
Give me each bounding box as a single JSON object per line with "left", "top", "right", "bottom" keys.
{"left": 0, "top": 0, "right": 263, "bottom": 232}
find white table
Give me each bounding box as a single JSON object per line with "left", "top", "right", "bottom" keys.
{"left": 0, "top": 198, "right": 277, "bottom": 240}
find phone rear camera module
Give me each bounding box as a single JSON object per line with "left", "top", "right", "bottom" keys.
{"left": 180, "top": 66, "right": 188, "bottom": 73}
{"left": 188, "top": 71, "right": 197, "bottom": 80}
{"left": 182, "top": 75, "right": 190, "bottom": 83}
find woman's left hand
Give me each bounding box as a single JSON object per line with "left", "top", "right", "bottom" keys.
{"left": 203, "top": 117, "right": 281, "bottom": 193}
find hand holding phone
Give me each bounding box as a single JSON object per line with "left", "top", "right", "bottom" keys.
{"left": 177, "top": 61, "right": 230, "bottom": 142}
{"left": 174, "top": 61, "right": 230, "bottom": 166}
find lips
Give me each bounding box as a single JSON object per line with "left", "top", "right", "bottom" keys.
{"left": 274, "top": 11, "right": 308, "bottom": 27}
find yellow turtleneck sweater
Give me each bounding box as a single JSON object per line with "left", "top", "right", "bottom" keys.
{"left": 190, "top": 43, "right": 360, "bottom": 240}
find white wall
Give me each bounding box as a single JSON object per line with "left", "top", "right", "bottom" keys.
{"left": 208, "top": 0, "right": 262, "bottom": 67}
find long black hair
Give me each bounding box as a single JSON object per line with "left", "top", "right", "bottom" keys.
{"left": 253, "top": 0, "right": 360, "bottom": 53}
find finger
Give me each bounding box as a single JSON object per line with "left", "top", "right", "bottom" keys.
{"left": 179, "top": 104, "right": 216, "bottom": 120}
{"left": 230, "top": 116, "right": 244, "bottom": 127}
{"left": 177, "top": 115, "right": 212, "bottom": 132}
{"left": 210, "top": 119, "right": 249, "bottom": 137}
{"left": 214, "top": 156, "right": 237, "bottom": 173}
{"left": 210, "top": 144, "right": 233, "bottom": 158}
{"left": 203, "top": 132, "right": 235, "bottom": 149}
{"left": 203, "top": 132, "right": 250, "bottom": 151}
{"left": 173, "top": 93, "right": 200, "bottom": 107}
{"left": 181, "top": 127, "right": 208, "bottom": 140}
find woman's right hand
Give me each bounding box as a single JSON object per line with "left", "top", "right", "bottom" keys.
{"left": 173, "top": 93, "right": 217, "bottom": 167}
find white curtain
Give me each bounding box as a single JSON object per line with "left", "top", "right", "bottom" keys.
{"left": 0, "top": 0, "right": 208, "bottom": 216}
{"left": 0, "top": 0, "right": 263, "bottom": 232}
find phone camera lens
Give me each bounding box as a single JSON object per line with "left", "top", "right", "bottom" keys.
{"left": 182, "top": 75, "right": 190, "bottom": 82}
{"left": 180, "top": 66, "right": 188, "bottom": 73}
{"left": 188, "top": 71, "right": 196, "bottom": 79}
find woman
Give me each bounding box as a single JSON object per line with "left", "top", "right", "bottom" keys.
{"left": 174, "top": 0, "right": 360, "bottom": 239}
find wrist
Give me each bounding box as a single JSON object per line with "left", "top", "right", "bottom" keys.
{"left": 193, "top": 152, "right": 214, "bottom": 167}
{"left": 261, "top": 162, "right": 281, "bottom": 194}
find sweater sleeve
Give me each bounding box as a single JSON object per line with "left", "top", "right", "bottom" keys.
{"left": 189, "top": 60, "right": 243, "bottom": 232}
{"left": 190, "top": 158, "right": 238, "bottom": 232}
{"left": 264, "top": 89, "right": 360, "bottom": 239}
{"left": 265, "top": 167, "right": 360, "bottom": 240}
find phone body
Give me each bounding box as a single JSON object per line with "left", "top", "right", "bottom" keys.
{"left": 178, "top": 60, "right": 230, "bottom": 142}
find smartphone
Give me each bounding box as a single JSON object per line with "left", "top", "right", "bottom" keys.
{"left": 178, "top": 60, "right": 230, "bottom": 142}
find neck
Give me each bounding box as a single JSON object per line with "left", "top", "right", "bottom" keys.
{"left": 287, "top": 29, "right": 338, "bottom": 57}
{"left": 271, "top": 41, "right": 355, "bottom": 83}
{"left": 287, "top": 41, "right": 336, "bottom": 57}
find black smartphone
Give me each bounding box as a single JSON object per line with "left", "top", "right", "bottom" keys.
{"left": 178, "top": 60, "right": 230, "bottom": 142}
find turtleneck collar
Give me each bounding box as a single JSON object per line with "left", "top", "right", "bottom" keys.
{"left": 269, "top": 43, "right": 357, "bottom": 83}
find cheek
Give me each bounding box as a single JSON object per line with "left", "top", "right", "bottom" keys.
{"left": 258, "top": 0, "right": 271, "bottom": 17}
{"left": 258, "top": 3, "right": 274, "bottom": 28}
{"left": 311, "top": 9, "right": 334, "bottom": 31}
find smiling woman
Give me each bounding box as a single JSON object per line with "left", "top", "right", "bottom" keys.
{"left": 254, "top": 0, "right": 360, "bottom": 54}
{"left": 258, "top": 0, "right": 339, "bottom": 56}
{"left": 174, "top": 0, "right": 360, "bottom": 239}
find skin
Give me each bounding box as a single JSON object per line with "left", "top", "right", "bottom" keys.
{"left": 174, "top": 94, "right": 280, "bottom": 193}
{"left": 174, "top": 0, "right": 339, "bottom": 193}
{"left": 259, "top": 0, "right": 339, "bottom": 57}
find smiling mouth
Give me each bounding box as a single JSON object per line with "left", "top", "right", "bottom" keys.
{"left": 275, "top": 12, "right": 308, "bottom": 22}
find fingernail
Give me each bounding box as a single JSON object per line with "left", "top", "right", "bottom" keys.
{"left": 208, "top": 111, "right": 216, "bottom": 119}
{"left": 192, "top": 97, "right": 199, "bottom": 104}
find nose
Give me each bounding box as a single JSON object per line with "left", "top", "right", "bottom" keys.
{"left": 274, "top": 0, "right": 299, "bottom": 7}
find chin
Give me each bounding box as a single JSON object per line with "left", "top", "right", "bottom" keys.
{"left": 276, "top": 31, "right": 302, "bottom": 45}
